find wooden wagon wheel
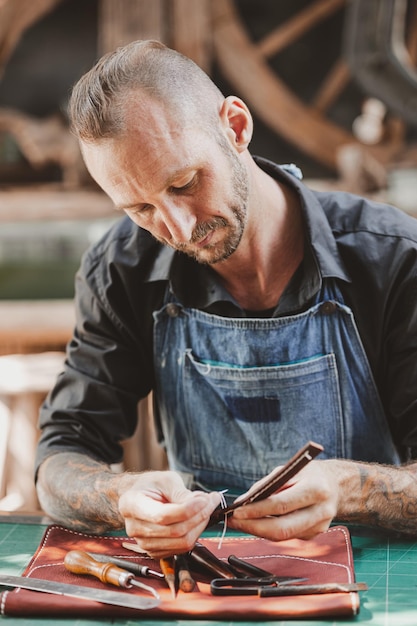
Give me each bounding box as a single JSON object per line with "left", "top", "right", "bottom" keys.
{"left": 210, "top": 0, "right": 415, "bottom": 174}
{"left": 0, "top": 0, "right": 62, "bottom": 76}
{"left": 1, "top": 0, "right": 416, "bottom": 184}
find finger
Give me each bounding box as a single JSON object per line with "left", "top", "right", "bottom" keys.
{"left": 124, "top": 492, "right": 219, "bottom": 537}
{"left": 232, "top": 489, "right": 313, "bottom": 519}
{"left": 121, "top": 495, "right": 190, "bottom": 526}
{"left": 127, "top": 506, "right": 212, "bottom": 557}
{"left": 123, "top": 491, "right": 221, "bottom": 557}
{"left": 228, "top": 502, "right": 333, "bottom": 542}
{"left": 121, "top": 489, "right": 220, "bottom": 526}
{"left": 134, "top": 470, "right": 194, "bottom": 505}
{"left": 232, "top": 470, "right": 334, "bottom": 521}
{"left": 132, "top": 516, "right": 210, "bottom": 558}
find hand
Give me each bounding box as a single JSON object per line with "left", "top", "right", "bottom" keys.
{"left": 228, "top": 461, "right": 339, "bottom": 541}
{"left": 118, "top": 470, "right": 221, "bottom": 558}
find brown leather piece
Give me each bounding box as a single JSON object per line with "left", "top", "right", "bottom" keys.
{"left": 0, "top": 525, "right": 361, "bottom": 619}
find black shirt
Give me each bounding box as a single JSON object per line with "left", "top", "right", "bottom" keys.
{"left": 36, "top": 158, "right": 417, "bottom": 471}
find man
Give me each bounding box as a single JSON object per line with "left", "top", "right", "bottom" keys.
{"left": 36, "top": 40, "right": 417, "bottom": 558}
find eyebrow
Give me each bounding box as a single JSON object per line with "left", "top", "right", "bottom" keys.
{"left": 115, "top": 201, "right": 140, "bottom": 212}
{"left": 114, "top": 166, "right": 198, "bottom": 212}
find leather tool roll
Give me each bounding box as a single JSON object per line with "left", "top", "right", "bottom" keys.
{"left": 0, "top": 525, "right": 362, "bottom": 619}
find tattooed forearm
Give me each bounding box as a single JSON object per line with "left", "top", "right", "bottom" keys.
{"left": 38, "top": 453, "right": 417, "bottom": 538}
{"left": 333, "top": 460, "right": 417, "bottom": 535}
{"left": 36, "top": 453, "right": 136, "bottom": 534}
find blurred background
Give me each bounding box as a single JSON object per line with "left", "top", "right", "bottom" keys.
{"left": 2, "top": 0, "right": 417, "bottom": 305}
{"left": 1, "top": 0, "right": 417, "bottom": 511}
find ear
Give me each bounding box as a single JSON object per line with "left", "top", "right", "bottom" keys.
{"left": 219, "top": 96, "right": 253, "bottom": 152}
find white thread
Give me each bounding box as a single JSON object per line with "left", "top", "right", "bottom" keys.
{"left": 218, "top": 490, "right": 228, "bottom": 509}
{"left": 216, "top": 490, "right": 228, "bottom": 549}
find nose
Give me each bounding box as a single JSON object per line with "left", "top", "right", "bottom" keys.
{"left": 157, "top": 198, "right": 197, "bottom": 243}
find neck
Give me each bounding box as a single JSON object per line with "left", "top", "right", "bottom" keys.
{"left": 214, "top": 163, "right": 304, "bottom": 311}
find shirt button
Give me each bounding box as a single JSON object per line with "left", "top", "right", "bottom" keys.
{"left": 320, "top": 301, "right": 337, "bottom": 315}
{"left": 166, "top": 303, "right": 181, "bottom": 317}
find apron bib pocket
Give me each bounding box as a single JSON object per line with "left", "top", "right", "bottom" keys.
{"left": 181, "top": 350, "right": 344, "bottom": 489}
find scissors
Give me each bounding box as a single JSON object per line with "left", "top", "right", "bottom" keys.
{"left": 210, "top": 578, "right": 368, "bottom": 596}
{"left": 211, "top": 577, "right": 299, "bottom": 596}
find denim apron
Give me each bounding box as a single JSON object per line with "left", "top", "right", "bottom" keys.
{"left": 152, "top": 282, "right": 400, "bottom": 494}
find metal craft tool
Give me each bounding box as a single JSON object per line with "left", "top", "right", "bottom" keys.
{"left": 210, "top": 578, "right": 368, "bottom": 596}
{"left": 0, "top": 574, "right": 160, "bottom": 610}
{"left": 86, "top": 552, "right": 164, "bottom": 579}
{"left": 174, "top": 554, "right": 196, "bottom": 592}
{"left": 228, "top": 554, "right": 274, "bottom": 578}
{"left": 64, "top": 550, "right": 159, "bottom": 599}
{"left": 227, "top": 554, "right": 307, "bottom": 584}
{"left": 159, "top": 556, "right": 176, "bottom": 598}
{"left": 188, "top": 542, "right": 237, "bottom": 579}
{"left": 122, "top": 541, "right": 195, "bottom": 597}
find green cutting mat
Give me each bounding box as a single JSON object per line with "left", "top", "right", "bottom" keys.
{"left": 1, "top": 522, "right": 417, "bottom": 625}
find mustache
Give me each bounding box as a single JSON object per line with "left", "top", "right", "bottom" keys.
{"left": 189, "top": 217, "right": 228, "bottom": 243}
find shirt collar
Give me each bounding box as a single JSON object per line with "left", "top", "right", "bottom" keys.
{"left": 253, "top": 156, "right": 350, "bottom": 283}
{"left": 144, "top": 156, "right": 351, "bottom": 308}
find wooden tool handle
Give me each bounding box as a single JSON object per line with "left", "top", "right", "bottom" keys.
{"left": 64, "top": 550, "right": 132, "bottom": 588}
{"left": 174, "top": 554, "right": 195, "bottom": 593}
{"left": 159, "top": 556, "right": 177, "bottom": 598}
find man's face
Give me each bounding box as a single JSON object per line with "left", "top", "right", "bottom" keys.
{"left": 81, "top": 100, "right": 250, "bottom": 265}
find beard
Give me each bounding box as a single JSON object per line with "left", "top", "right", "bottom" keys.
{"left": 171, "top": 141, "right": 249, "bottom": 265}
{"left": 174, "top": 209, "right": 244, "bottom": 264}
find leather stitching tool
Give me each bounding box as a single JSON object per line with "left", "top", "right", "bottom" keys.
{"left": 64, "top": 550, "right": 160, "bottom": 599}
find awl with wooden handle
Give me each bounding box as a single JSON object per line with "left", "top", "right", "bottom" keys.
{"left": 64, "top": 550, "right": 159, "bottom": 599}
{"left": 86, "top": 552, "right": 164, "bottom": 579}
{"left": 0, "top": 574, "right": 160, "bottom": 610}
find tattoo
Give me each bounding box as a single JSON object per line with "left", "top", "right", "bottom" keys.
{"left": 338, "top": 461, "right": 417, "bottom": 535}
{"left": 37, "top": 453, "right": 127, "bottom": 534}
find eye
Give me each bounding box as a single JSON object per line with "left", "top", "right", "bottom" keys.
{"left": 127, "top": 204, "right": 154, "bottom": 217}
{"left": 170, "top": 174, "right": 197, "bottom": 193}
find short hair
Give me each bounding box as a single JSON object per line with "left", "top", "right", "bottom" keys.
{"left": 68, "top": 39, "right": 225, "bottom": 142}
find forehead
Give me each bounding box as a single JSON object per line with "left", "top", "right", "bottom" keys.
{"left": 80, "top": 100, "right": 217, "bottom": 202}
